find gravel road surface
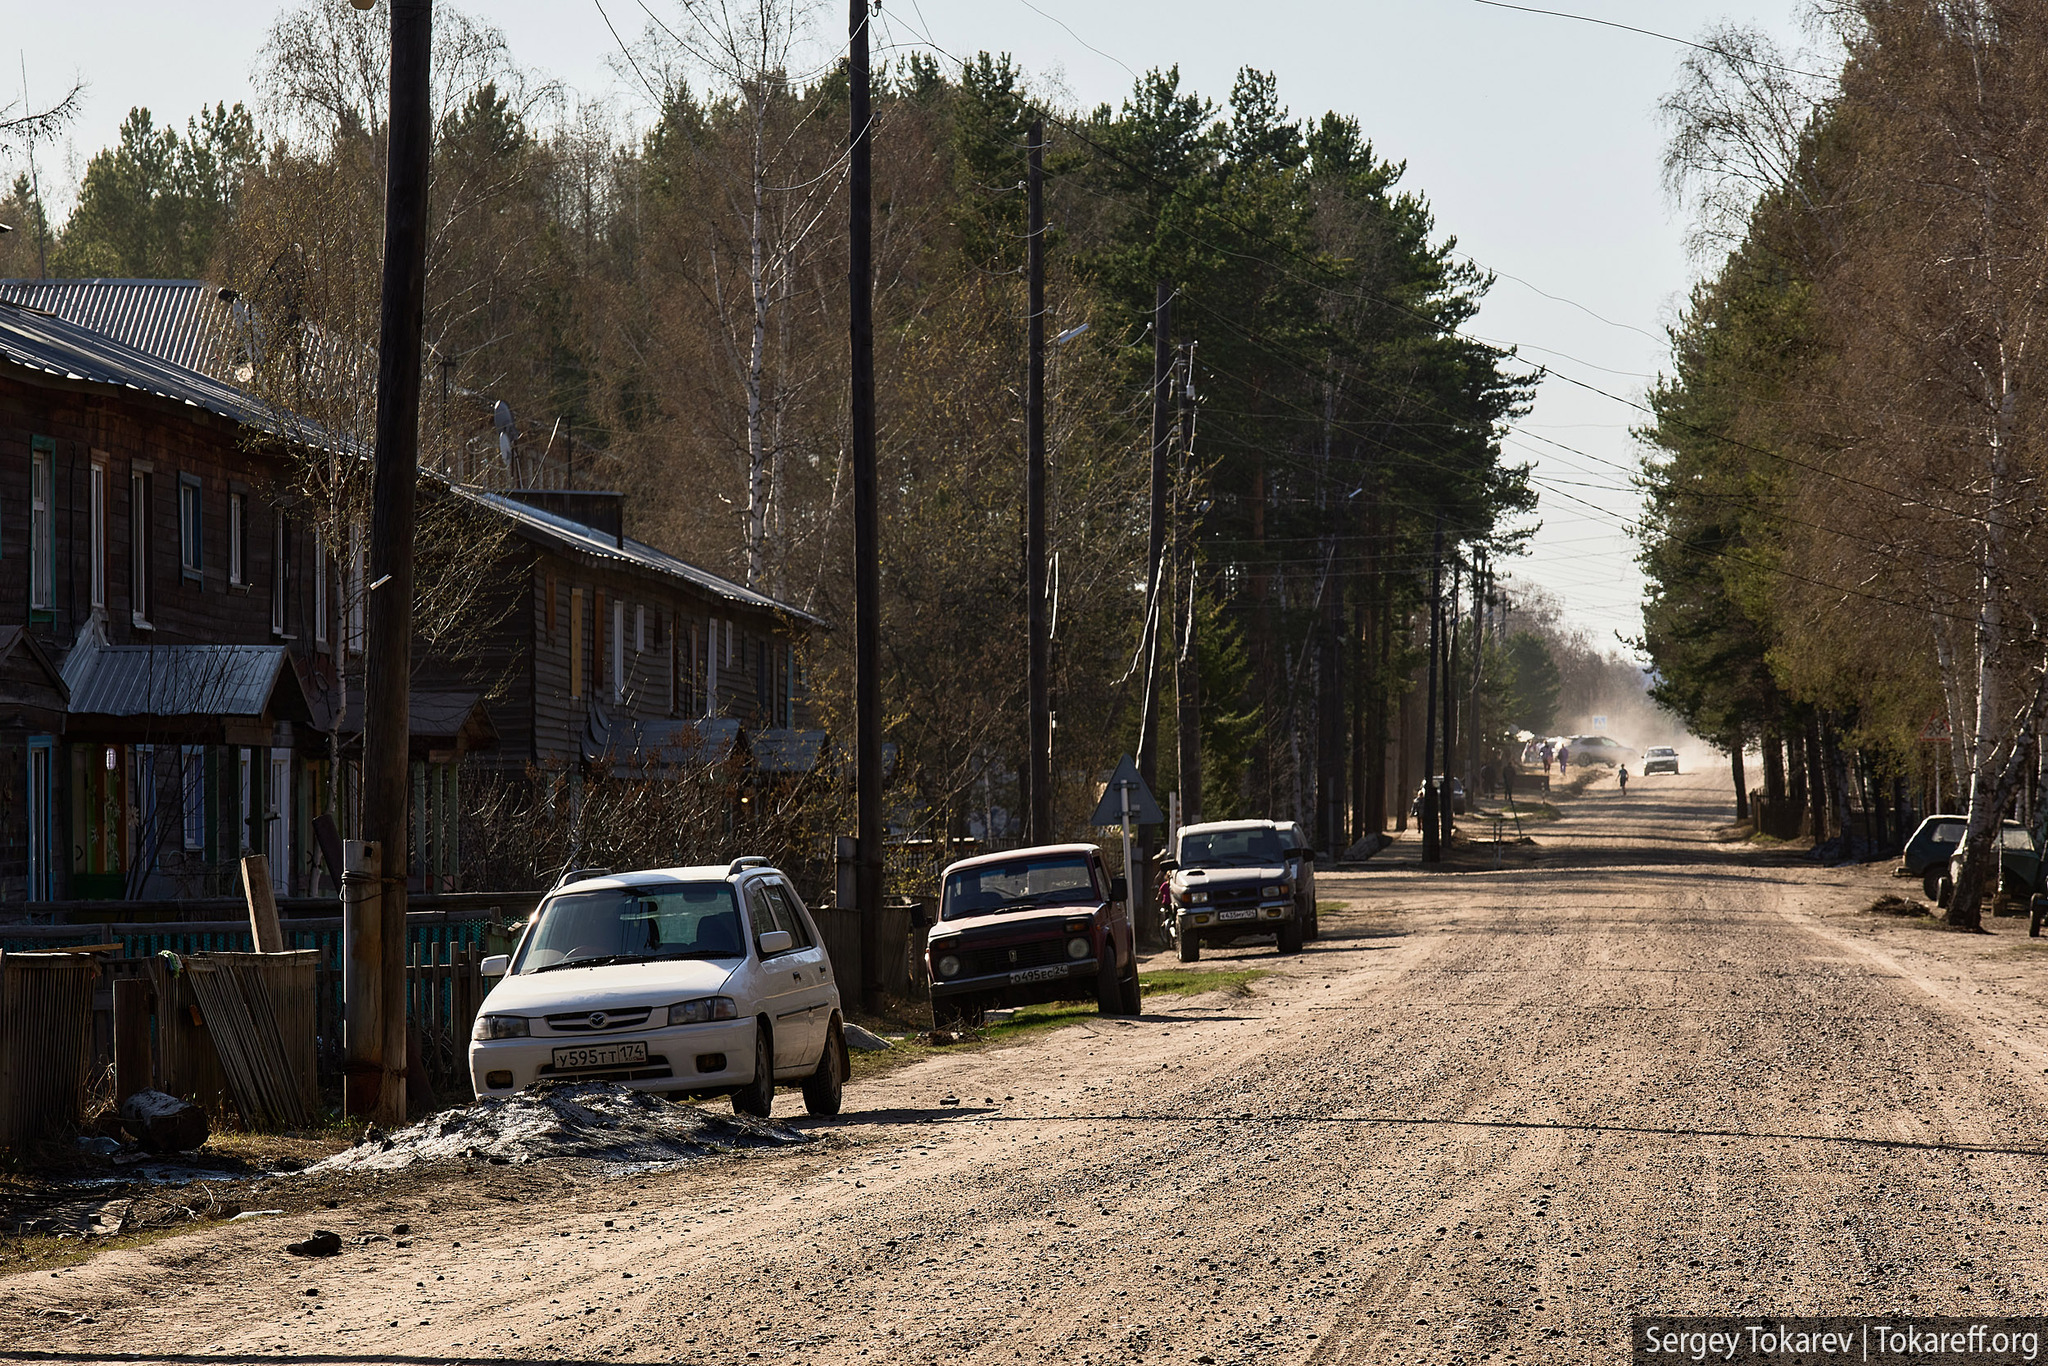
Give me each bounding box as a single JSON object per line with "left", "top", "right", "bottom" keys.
{"left": 14, "top": 767, "right": 2048, "bottom": 1364}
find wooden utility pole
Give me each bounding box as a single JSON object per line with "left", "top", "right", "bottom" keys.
{"left": 1440, "top": 559, "right": 1458, "bottom": 851}
{"left": 1421, "top": 517, "right": 1442, "bottom": 863}
{"left": 1025, "top": 117, "right": 1050, "bottom": 844}
{"left": 1136, "top": 283, "right": 1171, "bottom": 809}
{"left": 1174, "top": 346, "right": 1201, "bottom": 830}
{"left": 356, "top": 0, "right": 433, "bottom": 1125}
{"left": 849, "top": 0, "right": 883, "bottom": 1010}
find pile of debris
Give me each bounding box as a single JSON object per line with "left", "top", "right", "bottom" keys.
{"left": 307, "top": 1081, "right": 809, "bottom": 1174}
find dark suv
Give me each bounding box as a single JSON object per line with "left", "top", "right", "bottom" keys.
{"left": 925, "top": 843, "right": 1141, "bottom": 1023}
{"left": 1163, "top": 819, "right": 1317, "bottom": 962}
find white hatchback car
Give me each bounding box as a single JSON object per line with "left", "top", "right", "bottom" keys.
{"left": 468, "top": 858, "right": 847, "bottom": 1117}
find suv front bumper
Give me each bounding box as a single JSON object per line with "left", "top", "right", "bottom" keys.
{"left": 1178, "top": 901, "right": 1292, "bottom": 937}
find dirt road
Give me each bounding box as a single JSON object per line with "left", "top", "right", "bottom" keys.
{"left": 16, "top": 768, "right": 2048, "bottom": 1364}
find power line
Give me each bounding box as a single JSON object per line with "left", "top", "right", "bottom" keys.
{"left": 1464, "top": 0, "right": 1837, "bottom": 81}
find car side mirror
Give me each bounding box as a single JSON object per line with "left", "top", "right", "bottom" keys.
{"left": 1157, "top": 856, "right": 1177, "bottom": 872}
{"left": 481, "top": 954, "right": 509, "bottom": 977}
{"left": 1109, "top": 875, "right": 1129, "bottom": 903}
{"left": 758, "top": 929, "right": 794, "bottom": 956}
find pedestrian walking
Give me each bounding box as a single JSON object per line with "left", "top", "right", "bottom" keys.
{"left": 1502, "top": 761, "right": 1517, "bottom": 805}
{"left": 1559, "top": 745, "right": 1571, "bottom": 777}
{"left": 1618, "top": 765, "right": 1629, "bottom": 795}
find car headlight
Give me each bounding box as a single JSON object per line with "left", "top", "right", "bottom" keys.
{"left": 1189, "top": 890, "right": 1209, "bottom": 904}
{"left": 936, "top": 954, "right": 962, "bottom": 978}
{"left": 668, "top": 996, "right": 738, "bottom": 1025}
{"left": 1263, "top": 884, "right": 1288, "bottom": 898}
{"left": 472, "top": 1014, "right": 529, "bottom": 1041}
{"left": 1066, "top": 936, "right": 1090, "bottom": 960}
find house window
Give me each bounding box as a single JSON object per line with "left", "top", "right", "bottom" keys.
{"left": 89, "top": 459, "right": 106, "bottom": 610}
{"left": 228, "top": 491, "right": 247, "bottom": 586}
{"left": 271, "top": 511, "right": 292, "bottom": 636}
{"left": 569, "top": 588, "right": 584, "bottom": 699}
{"left": 178, "top": 474, "right": 203, "bottom": 582}
{"left": 29, "top": 438, "right": 54, "bottom": 611}
{"left": 706, "top": 618, "right": 718, "bottom": 713}
{"left": 313, "top": 537, "right": 329, "bottom": 648}
{"left": 130, "top": 465, "right": 154, "bottom": 628}
{"left": 725, "top": 618, "right": 735, "bottom": 666}
{"left": 181, "top": 746, "right": 205, "bottom": 851}
{"left": 612, "top": 600, "right": 626, "bottom": 704}
{"left": 345, "top": 523, "right": 364, "bottom": 654}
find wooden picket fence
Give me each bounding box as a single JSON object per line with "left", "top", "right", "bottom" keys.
{"left": 313, "top": 941, "right": 488, "bottom": 1101}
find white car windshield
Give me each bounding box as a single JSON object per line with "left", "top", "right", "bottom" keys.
{"left": 1179, "top": 827, "right": 1287, "bottom": 867}
{"left": 944, "top": 855, "right": 1096, "bottom": 920}
{"left": 514, "top": 882, "right": 747, "bottom": 973}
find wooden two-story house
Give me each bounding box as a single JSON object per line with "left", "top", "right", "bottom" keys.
{"left": 0, "top": 280, "right": 823, "bottom": 904}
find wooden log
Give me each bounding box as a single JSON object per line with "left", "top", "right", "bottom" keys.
{"left": 113, "top": 977, "right": 152, "bottom": 1103}
{"left": 241, "top": 855, "right": 283, "bottom": 954}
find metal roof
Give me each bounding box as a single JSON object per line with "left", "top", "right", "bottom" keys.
{"left": 0, "top": 297, "right": 337, "bottom": 447}
{"left": 458, "top": 487, "right": 826, "bottom": 627}
{"left": 65, "top": 643, "right": 309, "bottom": 721}
{"left": 0, "top": 279, "right": 242, "bottom": 378}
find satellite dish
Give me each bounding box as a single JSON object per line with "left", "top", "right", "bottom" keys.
{"left": 495, "top": 400, "right": 516, "bottom": 468}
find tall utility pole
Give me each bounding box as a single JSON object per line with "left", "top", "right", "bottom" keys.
{"left": 1174, "top": 344, "right": 1201, "bottom": 830}
{"left": 848, "top": 0, "right": 883, "bottom": 1011}
{"left": 1468, "top": 552, "right": 1486, "bottom": 802}
{"left": 354, "top": 0, "right": 432, "bottom": 1126}
{"left": 1421, "top": 516, "right": 1443, "bottom": 864}
{"left": 1136, "top": 283, "right": 1171, "bottom": 807}
{"left": 1025, "top": 118, "right": 1050, "bottom": 845}
{"left": 1440, "top": 559, "right": 1458, "bottom": 851}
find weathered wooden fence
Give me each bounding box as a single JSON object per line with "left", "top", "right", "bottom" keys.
{"left": 0, "top": 950, "right": 101, "bottom": 1153}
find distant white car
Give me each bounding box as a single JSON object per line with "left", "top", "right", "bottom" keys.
{"left": 468, "top": 858, "right": 846, "bottom": 1118}
{"left": 1642, "top": 747, "right": 1680, "bottom": 775}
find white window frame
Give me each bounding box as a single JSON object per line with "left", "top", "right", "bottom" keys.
{"left": 182, "top": 746, "right": 205, "bottom": 851}
{"left": 635, "top": 603, "right": 646, "bottom": 654}
{"left": 89, "top": 459, "right": 106, "bottom": 610}
{"left": 611, "top": 600, "right": 626, "bottom": 703}
{"left": 177, "top": 474, "right": 203, "bottom": 582}
{"left": 29, "top": 440, "right": 53, "bottom": 611}
{"left": 705, "top": 618, "right": 718, "bottom": 714}
{"left": 271, "top": 511, "right": 291, "bottom": 637}
{"left": 345, "top": 523, "right": 365, "bottom": 654}
{"left": 313, "top": 535, "right": 329, "bottom": 648}
{"left": 129, "top": 465, "right": 153, "bottom": 629}
{"left": 228, "top": 491, "right": 246, "bottom": 586}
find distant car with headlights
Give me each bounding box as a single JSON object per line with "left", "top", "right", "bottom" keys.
{"left": 1162, "top": 819, "right": 1316, "bottom": 963}
{"left": 467, "top": 858, "right": 847, "bottom": 1118}
{"left": 925, "top": 843, "right": 1141, "bottom": 1023}
{"left": 1642, "top": 746, "right": 1680, "bottom": 775}
{"left": 1566, "top": 735, "right": 1632, "bottom": 768}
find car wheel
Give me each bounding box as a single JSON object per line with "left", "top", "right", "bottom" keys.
{"left": 1306, "top": 905, "right": 1320, "bottom": 940}
{"left": 1277, "top": 916, "right": 1304, "bottom": 955}
{"left": 732, "top": 1021, "right": 775, "bottom": 1118}
{"left": 1922, "top": 870, "right": 1943, "bottom": 902}
{"left": 2032, "top": 896, "right": 2047, "bottom": 939}
{"left": 802, "top": 1015, "right": 846, "bottom": 1117}
{"left": 1096, "top": 944, "right": 1124, "bottom": 1015}
{"left": 1118, "top": 957, "right": 1143, "bottom": 1016}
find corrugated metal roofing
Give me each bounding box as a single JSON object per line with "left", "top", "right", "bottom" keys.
{"left": 0, "top": 279, "right": 243, "bottom": 378}
{"left": 0, "top": 296, "right": 340, "bottom": 446}
{"left": 66, "top": 644, "right": 300, "bottom": 719}
{"left": 459, "top": 487, "right": 827, "bottom": 627}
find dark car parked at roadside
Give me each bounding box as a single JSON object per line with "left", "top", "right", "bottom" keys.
{"left": 1903, "top": 815, "right": 2040, "bottom": 901}
{"left": 925, "top": 843, "right": 1142, "bottom": 1024}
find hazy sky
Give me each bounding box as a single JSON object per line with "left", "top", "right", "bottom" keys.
{"left": 11, "top": 0, "right": 1817, "bottom": 645}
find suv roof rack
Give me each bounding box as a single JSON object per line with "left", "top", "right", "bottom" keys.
{"left": 555, "top": 866, "right": 613, "bottom": 888}
{"left": 727, "top": 856, "right": 771, "bottom": 876}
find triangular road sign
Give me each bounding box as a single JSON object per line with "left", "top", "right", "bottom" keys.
{"left": 1091, "top": 753, "right": 1163, "bottom": 827}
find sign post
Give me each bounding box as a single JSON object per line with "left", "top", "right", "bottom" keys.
{"left": 1092, "top": 754, "right": 1163, "bottom": 935}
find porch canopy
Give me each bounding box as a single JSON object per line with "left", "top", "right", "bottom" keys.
{"left": 63, "top": 641, "right": 313, "bottom": 745}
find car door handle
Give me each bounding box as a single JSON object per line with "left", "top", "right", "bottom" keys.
{"left": 792, "top": 972, "right": 804, "bottom": 982}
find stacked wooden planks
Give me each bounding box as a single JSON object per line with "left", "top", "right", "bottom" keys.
{"left": 182, "top": 951, "right": 319, "bottom": 1129}
{"left": 0, "top": 950, "right": 100, "bottom": 1151}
